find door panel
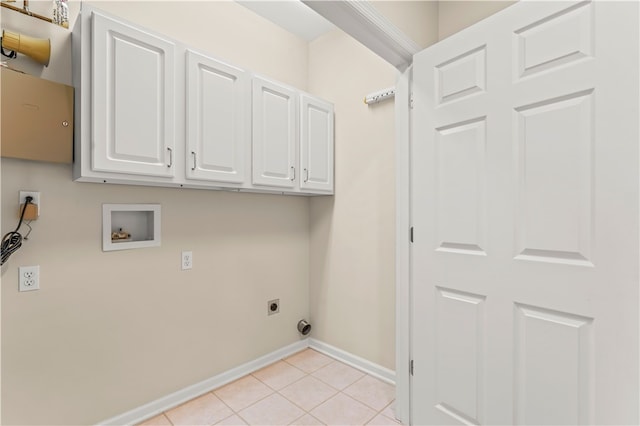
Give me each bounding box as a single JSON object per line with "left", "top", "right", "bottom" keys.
{"left": 435, "top": 117, "right": 487, "bottom": 255}
{"left": 411, "top": 1, "right": 638, "bottom": 424}
{"left": 300, "top": 94, "right": 334, "bottom": 193}
{"left": 186, "top": 50, "right": 248, "bottom": 183}
{"left": 514, "top": 303, "right": 593, "bottom": 425}
{"left": 435, "top": 287, "right": 486, "bottom": 425}
{"left": 252, "top": 77, "right": 297, "bottom": 188}
{"left": 436, "top": 45, "right": 486, "bottom": 105}
{"left": 92, "top": 11, "right": 175, "bottom": 177}
{"left": 514, "top": 2, "right": 593, "bottom": 79}
{"left": 514, "top": 90, "right": 594, "bottom": 265}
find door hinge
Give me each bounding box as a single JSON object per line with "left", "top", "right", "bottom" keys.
{"left": 410, "top": 359, "right": 414, "bottom": 376}
{"left": 409, "top": 92, "right": 414, "bottom": 109}
{"left": 410, "top": 226, "right": 414, "bottom": 243}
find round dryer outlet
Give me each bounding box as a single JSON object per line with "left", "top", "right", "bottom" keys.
{"left": 268, "top": 299, "right": 280, "bottom": 315}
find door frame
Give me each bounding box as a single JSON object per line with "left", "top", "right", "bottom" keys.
{"left": 395, "top": 66, "right": 412, "bottom": 425}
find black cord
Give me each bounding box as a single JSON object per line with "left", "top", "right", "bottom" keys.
{"left": 1, "top": 197, "right": 33, "bottom": 266}
{"left": 0, "top": 38, "right": 17, "bottom": 60}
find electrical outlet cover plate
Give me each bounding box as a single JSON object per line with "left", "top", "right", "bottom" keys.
{"left": 268, "top": 299, "right": 280, "bottom": 315}
{"left": 19, "top": 265, "right": 39, "bottom": 291}
{"left": 182, "top": 251, "right": 193, "bottom": 270}
{"left": 19, "top": 191, "right": 40, "bottom": 217}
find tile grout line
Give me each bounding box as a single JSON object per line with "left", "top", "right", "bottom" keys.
{"left": 250, "top": 361, "right": 307, "bottom": 392}
{"left": 208, "top": 388, "right": 244, "bottom": 425}
{"left": 250, "top": 361, "right": 334, "bottom": 425}
{"left": 282, "top": 349, "right": 334, "bottom": 374}
{"left": 271, "top": 351, "right": 386, "bottom": 425}
{"left": 307, "top": 361, "right": 365, "bottom": 392}
{"left": 208, "top": 356, "right": 296, "bottom": 425}
{"left": 249, "top": 352, "right": 337, "bottom": 426}
{"left": 146, "top": 349, "right": 398, "bottom": 426}
{"left": 162, "top": 413, "right": 174, "bottom": 426}
{"left": 214, "top": 383, "right": 270, "bottom": 426}
{"left": 234, "top": 409, "right": 251, "bottom": 426}
{"left": 377, "top": 399, "right": 402, "bottom": 425}
{"left": 341, "top": 374, "right": 398, "bottom": 420}
{"left": 219, "top": 385, "right": 275, "bottom": 420}
{"left": 289, "top": 409, "right": 324, "bottom": 426}
{"left": 274, "top": 378, "right": 338, "bottom": 416}
{"left": 260, "top": 351, "right": 342, "bottom": 424}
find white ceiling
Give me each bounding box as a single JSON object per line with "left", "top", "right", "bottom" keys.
{"left": 236, "top": 0, "right": 335, "bottom": 41}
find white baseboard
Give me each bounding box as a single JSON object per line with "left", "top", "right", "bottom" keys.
{"left": 98, "top": 339, "right": 309, "bottom": 426}
{"left": 308, "top": 338, "right": 396, "bottom": 385}
{"left": 98, "top": 338, "right": 395, "bottom": 425}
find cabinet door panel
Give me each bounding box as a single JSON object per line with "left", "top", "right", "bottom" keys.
{"left": 186, "top": 50, "right": 248, "bottom": 183}
{"left": 252, "top": 77, "right": 297, "bottom": 188}
{"left": 92, "top": 11, "right": 175, "bottom": 177}
{"left": 300, "top": 94, "right": 334, "bottom": 193}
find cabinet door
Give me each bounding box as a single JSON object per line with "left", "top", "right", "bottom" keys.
{"left": 186, "top": 50, "right": 249, "bottom": 184}
{"left": 300, "top": 94, "right": 334, "bottom": 193}
{"left": 92, "top": 11, "right": 176, "bottom": 177}
{"left": 252, "top": 77, "right": 297, "bottom": 188}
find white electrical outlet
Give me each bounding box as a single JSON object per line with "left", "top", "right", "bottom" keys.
{"left": 19, "top": 190, "right": 41, "bottom": 217}
{"left": 19, "top": 265, "right": 40, "bottom": 292}
{"left": 181, "top": 251, "right": 193, "bottom": 270}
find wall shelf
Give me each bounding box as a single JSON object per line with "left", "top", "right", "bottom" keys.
{"left": 1, "top": 1, "right": 53, "bottom": 24}
{"left": 102, "top": 204, "right": 161, "bottom": 251}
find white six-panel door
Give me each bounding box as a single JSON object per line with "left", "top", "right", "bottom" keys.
{"left": 186, "top": 49, "right": 249, "bottom": 184}
{"left": 411, "top": 1, "right": 638, "bottom": 424}
{"left": 92, "top": 11, "right": 176, "bottom": 177}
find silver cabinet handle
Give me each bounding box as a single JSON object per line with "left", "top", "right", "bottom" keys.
{"left": 167, "top": 147, "right": 173, "bottom": 168}
{"left": 291, "top": 166, "right": 296, "bottom": 181}
{"left": 304, "top": 168, "right": 309, "bottom": 183}
{"left": 191, "top": 151, "right": 197, "bottom": 171}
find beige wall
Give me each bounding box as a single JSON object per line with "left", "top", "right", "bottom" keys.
{"left": 306, "top": 5, "right": 437, "bottom": 370}
{"left": 1, "top": 2, "right": 309, "bottom": 424}
{"left": 372, "top": 1, "right": 439, "bottom": 49}
{"left": 438, "top": 0, "right": 515, "bottom": 40}
{"left": 307, "top": 30, "right": 397, "bottom": 370}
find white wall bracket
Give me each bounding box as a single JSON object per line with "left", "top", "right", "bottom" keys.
{"left": 364, "top": 87, "right": 396, "bottom": 105}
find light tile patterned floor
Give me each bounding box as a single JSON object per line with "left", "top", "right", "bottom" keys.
{"left": 139, "top": 349, "right": 401, "bottom": 426}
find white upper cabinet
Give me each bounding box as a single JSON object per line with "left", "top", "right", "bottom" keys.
{"left": 252, "top": 77, "right": 298, "bottom": 189}
{"left": 300, "top": 94, "right": 334, "bottom": 193}
{"left": 91, "top": 11, "right": 176, "bottom": 177}
{"left": 186, "top": 50, "right": 249, "bottom": 184}
{"left": 74, "top": 5, "right": 333, "bottom": 195}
